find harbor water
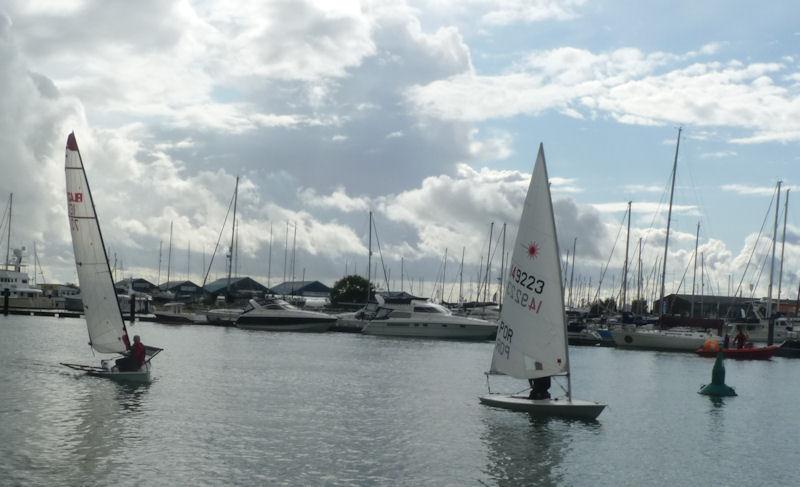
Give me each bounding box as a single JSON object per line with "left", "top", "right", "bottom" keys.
{"left": 2, "top": 314, "right": 799, "bottom": 485}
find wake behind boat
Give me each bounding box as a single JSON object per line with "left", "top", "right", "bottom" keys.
{"left": 479, "top": 144, "right": 605, "bottom": 420}
{"left": 59, "top": 133, "right": 162, "bottom": 382}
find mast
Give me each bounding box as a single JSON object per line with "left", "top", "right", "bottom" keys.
{"left": 187, "top": 241, "right": 191, "bottom": 282}
{"left": 157, "top": 240, "right": 162, "bottom": 286}
{"left": 267, "top": 222, "right": 273, "bottom": 289}
{"left": 622, "top": 201, "right": 631, "bottom": 311}
{"left": 767, "top": 180, "right": 782, "bottom": 345}
{"left": 283, "top": 221, "right": 288, "bottom": 284}
{"left": 700, "top": 251, "right": 705, "bottom": 317}
{"left": 500, "top": 223, "right": 506, "bottom": 306}
{"left": 365, "top": 211, "right": 372, "bottom": 304}
{"left": 691, "top": 221, "right": 700, "bottom": 317}
{"left": 777, "top": 189, "right": 789, "bottom": 312}
{"left": 484, "top": 222, "right": 494, "bottom": 303}
{"left": 166, "top": 221, "right": 173, "bottom": 286}
{"left": 459, "top": 247, "right": 465, "bottom": 304}
{"left": 442, "top": 248, "right": 448, "bottom": 303}
{"left": 568, "top": 237, "right": 576, "bottom": 308}
{"left": 4, "top": 193, "right": 11, "bottom": 267}
{"left": 659, "top": 127, "right": 681, "bottom": 317}
{"left": 291, "top": 222, "right": 297, "bottom": 282}
{"left": 227, "top": 176, "right": 239, "bottom": 299}
{"left": 636, "top": 237, "right": 642, "bottom": 313}
{"left": 401, "top": 256, "right": 404, "bottom": 292}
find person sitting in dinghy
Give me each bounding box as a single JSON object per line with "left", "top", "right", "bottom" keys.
{"left": 529, "top": 376, "right": 551, "bottom": 400}
{"left": 115, "top": 335, "right": 146, "bottom": 372}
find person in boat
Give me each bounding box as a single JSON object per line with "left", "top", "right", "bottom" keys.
{"left": 115, "top": 335, "right": 146, "bottom": 372}
{"left": 529, "top": 376, "right": 551, "bottom": 400}
{"left": 723, "top": 334, "right": 730, "bottom": 349}
{"left": 734, "top": 329, "right": 748, "bottom": 349}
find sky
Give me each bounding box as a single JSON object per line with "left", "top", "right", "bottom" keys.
{"left": 0, "top": 0, "right": 799, "bottom": 306}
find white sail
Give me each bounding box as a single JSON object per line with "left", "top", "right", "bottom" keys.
{"left": 65, "top": 133, "right": 129, "bottom": 354}
{"left": 490, "top": 144, "right": 569, "bottom": 380}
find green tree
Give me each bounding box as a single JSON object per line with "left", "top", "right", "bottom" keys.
{"left": 330, "top": 275, "right": 374, "bottom": 305}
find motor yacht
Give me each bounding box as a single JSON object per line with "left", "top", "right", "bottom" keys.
{"left": 362, "top": 299, "right": 497, "bottom": 340}
{"left": 235, "top": 297, "right": 335, "bottom": 332}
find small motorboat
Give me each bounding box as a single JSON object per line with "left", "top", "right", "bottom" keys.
{"left": 695, "top": 344, "right": 780, "bottom": 360}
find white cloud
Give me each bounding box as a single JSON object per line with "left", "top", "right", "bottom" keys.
{"left": 298, "top": 187, "right": 371, "bottom": 213}
{"left": 700, "top": 150, "right": 737, "bottom": 159}
{"left": 720, "top": 183, "right": 798, "bottom": 196}
{"left": 480, "top": 0, "right": 587, "bottom": 25}
{"left": 407, "top": 45, "right": 800, "bottom": 143}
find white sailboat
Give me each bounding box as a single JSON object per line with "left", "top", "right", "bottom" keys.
{"left": 60, "top": 133, "right": 162, "bottom": 382}
{"left": 479, "top": 144, "right": 605, "bottom": 420}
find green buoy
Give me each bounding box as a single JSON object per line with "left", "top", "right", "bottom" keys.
{"left": 699, "top": 352, "right": 736, "bottom": 397}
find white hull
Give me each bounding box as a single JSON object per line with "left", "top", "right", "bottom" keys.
{"left": 611, "top": 328, "right": 713, "bottom": 351}
{"left": 479, "top": 394, "right": 605, "bottom": 420}
{"left": 62, "top": 361, "right": 152, "bottom": 383}
{"left": 237, "top": 322, "right": 332, "bottom": 332}
{"left": 363, "top": 319, "right": 497, "bottom": 340}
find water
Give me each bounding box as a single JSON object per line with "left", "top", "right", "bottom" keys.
{"left": 2, "top": 314, "right": 799, "bottom": 485}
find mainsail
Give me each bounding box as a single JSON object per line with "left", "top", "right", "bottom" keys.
{"left": 65, "top": 133, "right": 130, "bottom": 354}
{"left": 490, "top": 144, "right": 569, "bottom": 380}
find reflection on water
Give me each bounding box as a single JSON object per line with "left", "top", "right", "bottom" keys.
{"left": 480, "top": 411, "right": 581, "bottom": 486}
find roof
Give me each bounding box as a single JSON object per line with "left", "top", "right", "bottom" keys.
{"left": 270, "top": 280, "right": 331, "bottom": 295}
{"left": 204, "top": 276, "right": 269, "bottom": 294}
{"left": 159, "top": 280, "right": 202, "bottom": 291}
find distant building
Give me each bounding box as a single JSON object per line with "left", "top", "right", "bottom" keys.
{"left": 204, "top": 277, "right": 270, "bottom": 300}
{"left": 158, "top": 280, "right": 204, "bottom": 301}
{"left": 38, "top": 283, "right": 80, "bottom": 298}
{"left": 115, "top": 278, "right": 157, "bottom": 295}
{"left": 270, "top": 280, "right": 331, "bottom": 298}
{"left": 650, "top": 294, "right": 800, "bottom": 319}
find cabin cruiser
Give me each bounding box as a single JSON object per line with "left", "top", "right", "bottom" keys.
{"left": 0, "top": 248, "right": 54, "bottom": 309}
{"left": 726, "top": 302, "right": 794, "bottom": 343}
{"left": 362, "top": 299, "right": 497, "bottom": 340}
{"left": 235, "top": 297, "right": 335, "bottom": 332}
{"left": 610, "top": 324, "right": 718, "bottom": 351}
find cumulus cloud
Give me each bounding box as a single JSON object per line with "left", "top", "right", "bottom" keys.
{"left": 298, "top": 187, "right": 371, "bottom": 213}
{"left": 407, "top": 45, "right": 800, "bottom": 143}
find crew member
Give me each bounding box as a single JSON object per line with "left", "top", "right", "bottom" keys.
{"left": 529, "top": 376, "right": 552, "bottom": 400}
{"left": 734, "top": 329, "right": 748, "bottom": 349}
{"left": 115, "top": 335, "right": 146, "bottom": 371}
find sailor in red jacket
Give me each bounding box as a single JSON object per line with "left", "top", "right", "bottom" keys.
{"left": 131, "top": 335, "right": 146, "bottom": 367}
{"left": 115, "top": 335, "right": 146, "bottom": 372}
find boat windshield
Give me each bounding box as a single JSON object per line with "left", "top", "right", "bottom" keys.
{"left": 413, "top": 303, "right": 451, "bottom": 315}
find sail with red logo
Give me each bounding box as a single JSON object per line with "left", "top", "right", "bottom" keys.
{"left": 480, "top": 144, "right": 605, "bottom": 419}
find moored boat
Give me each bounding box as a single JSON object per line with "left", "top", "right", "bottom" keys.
{"left": 695, "top": 345, "right": 780, "bottom": 360}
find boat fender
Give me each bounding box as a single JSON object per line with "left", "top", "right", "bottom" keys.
{"left": 624, "top": 335, "right": 633, "bottom": 344}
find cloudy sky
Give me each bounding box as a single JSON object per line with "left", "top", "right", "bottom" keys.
{"left": 1, "top": 0, "right": 798, "bottom": 305}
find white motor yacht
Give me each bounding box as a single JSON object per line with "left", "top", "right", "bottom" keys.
{"left": 610, "top": 325, "right": 717, "bottom": 351}
{"left": 362, "top": 299, "right": 497, "bottom": 340}
{"left": 236, "top": 298, "right": 335, "bottom": 332}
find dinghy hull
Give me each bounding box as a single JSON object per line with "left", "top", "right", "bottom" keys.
{"left": 479, "top": 394, "right": 605, "bottom": 420}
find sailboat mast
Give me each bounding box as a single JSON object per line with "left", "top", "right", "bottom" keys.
{"left": 4, "top": 193, "right": 11, "bottom": 267}
{"left": 157, "top": 240, "right": 162, "bottom": 286}
{"left": 365, "top": 211, "right": 372, "bottom": 304}
{"left": 622, "top": 201, "right": 631, "bottom": 311}
{"left": 500, "top": 223, "right": 506, "bottom": 306}
{"left": 767, "top": 180, "right": 782, "bottom": 345}
{"left": 777, "top": 189, "right": 790, "bottom": 311}
{"left": 459, "top": 247, "right": 465, "bottom": 304}
{"left": 568, "top": 237, "right": 576, "bottom": 308}
{"left": 691, "top": 221, "right": 700, "bottom": 317}
{"left": 267, "top": 222, "right": 273, "bottom": 289}
{"left": 484, "top": 222, "right": 494, "bottom": 303}
{"left": 227, "top": 176, "right": 239, "bottom": 298}
{"left": 659, "top": 127, "right": 681, "bottom": 316}
{"left": 166, "top": 221, "right": 173, "bottom": 285}
{"left": 637, "top": 238, "right": 642, "bottom": 312}
{"left": 442, "top": 248, "right": 448, "bottom": 303}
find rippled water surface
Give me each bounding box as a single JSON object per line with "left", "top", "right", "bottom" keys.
{"left": 2, "top": 314, "right": 800, "bottom": 485}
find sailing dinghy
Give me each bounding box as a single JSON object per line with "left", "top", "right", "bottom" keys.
{"left": 479, "top": 144, "right": 605, "bottom": 420}
{"left": 60, "top": 133, "right": 162, "bottom": 382}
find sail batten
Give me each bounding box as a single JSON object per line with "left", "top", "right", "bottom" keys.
{"left": 489, "top": 144, "right": 569, "bottom": 381}
{"left": 65, "top": 133, "right": 129, "bottom": 354}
